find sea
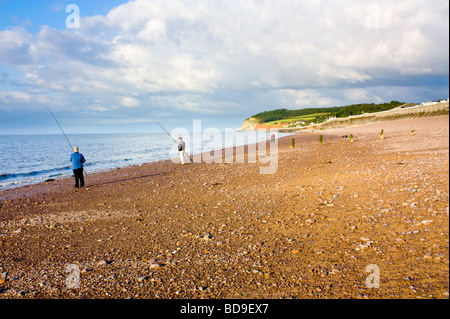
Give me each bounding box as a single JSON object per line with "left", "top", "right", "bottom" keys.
{"left": 0, "top": 130, "right": 290, "bottom": 190}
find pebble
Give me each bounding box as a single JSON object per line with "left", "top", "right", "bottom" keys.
{"left": 149, "top": 263, "right": 162, "bottom": 269}
{"left": 1, "top": 117, "right": 447, "bottom": 299}
{"left": 138, "top": 276, "right": 148, "bottom": 282}
{"left": 201, "top": 234, "right": 212, "bottom": 241}
{"left": 97, "top": 259, "right": 113, "bottom": 267}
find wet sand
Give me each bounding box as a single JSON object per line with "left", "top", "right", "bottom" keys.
{"left": 0, "top": 115, "right": 448, "bottom": 299}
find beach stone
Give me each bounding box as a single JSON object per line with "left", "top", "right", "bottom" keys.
{"left": 1, "top": 114, "right": 448, "bottom": 300}
{"left": 138, "top": 276, "right": 148, "bottom": 282}
{"left": 150, "top": 263, "right": 163, "bottom": 269}
{"left": 97, "top": 259, "right": 112, "bottom": 266}
{"left": 201, "top": 234, "right": 212, "bottom": 241}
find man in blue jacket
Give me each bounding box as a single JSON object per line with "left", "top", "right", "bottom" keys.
{"left": 70, "top": 146, "right": 86, "bottom": 188}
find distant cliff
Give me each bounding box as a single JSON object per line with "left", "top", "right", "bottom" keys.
{"left": 240, "top": 118, "right": 289, "bottom": 131}
{"left": 240, "top": 118, "right": 259, "bottom": 131}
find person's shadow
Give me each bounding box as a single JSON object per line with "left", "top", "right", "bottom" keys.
{"left": 89, "top": 172, "right": 167, "bottom": 188}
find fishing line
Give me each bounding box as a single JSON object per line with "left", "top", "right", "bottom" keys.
{"left": 46, "top": 104, "right": 87, "bottom": 175}
{"left": 150, "top": 115, "right": 194, "bottom": 164}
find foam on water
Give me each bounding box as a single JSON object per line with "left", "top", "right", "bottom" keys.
{"left": 0, "top": 131, "right": 289, "bottom": 190}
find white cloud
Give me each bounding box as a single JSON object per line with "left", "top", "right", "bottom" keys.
{"left": 0, "top": 27, "right": 34, "bottom": 66}
{"left": 0, "top": 0, "right": 448, "bottom": 119}
{"left": 344, "top": 89, "right": 371, "bottom": 102}
{"left": 0, "top": 90, "right": 32, "bottom": 104}
{"left": 120, "top": 96, "right": 140, "bottom": 108}
{"left": 278, "top": 89, "right": 337, "bottom": 108}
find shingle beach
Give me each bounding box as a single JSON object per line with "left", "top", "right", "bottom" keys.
{"left": 0, "top": 115, "right": 448, "bottom": 299}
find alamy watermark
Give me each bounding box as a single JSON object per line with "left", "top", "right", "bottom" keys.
{"left": 66, "top": 4, "right": 80, "bottom": 29}
{"left": 169, "top": 120, "right": 279, "bottom": 175}
{"left": 365, "top": 264, "right": 380, "bottom": 288}
{"left": 65, "top": 264, "right": 80, "bottom": 289}
{"left": 64, "top": 263, "right": 379, "bottom": 290}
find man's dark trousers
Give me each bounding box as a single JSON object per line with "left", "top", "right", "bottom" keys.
{"left": 73, "top": 168, "right": 84, "bottom": 188}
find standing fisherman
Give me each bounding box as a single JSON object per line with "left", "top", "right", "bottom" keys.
{"left": 178, "top": 137, "right": 186, "bottom": 165}
{"left": 70, "top": 147, "right": 86, "bottom": 188}
{"left": 46, "top": 104, "right": 88, "bottom": 186}
{"left": 151, "top": 116, "right": 193, "bottom": 164}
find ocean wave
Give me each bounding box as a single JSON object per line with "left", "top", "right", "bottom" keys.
{"left": 0, "top": 165, "right": 72, "bottom": 181}
{"left": 1, "top": 132, "right": 292, "bottom": 191}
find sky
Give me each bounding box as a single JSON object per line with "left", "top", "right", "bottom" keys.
{"left": 0, "top": 0, "right": 448, "bottom": 134}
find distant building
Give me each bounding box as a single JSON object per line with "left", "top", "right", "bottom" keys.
{"left": 419, "top": 99, "right": 449, "bottom": 106}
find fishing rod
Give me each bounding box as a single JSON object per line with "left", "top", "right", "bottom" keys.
{"left": 46, "top": 104, "right": 87, "bottom": 175}
{"left": 150, "top": 115, "right": 194, "bottom": 163}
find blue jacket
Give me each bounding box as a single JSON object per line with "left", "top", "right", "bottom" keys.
{"left": 70, "top": 152, "right": 86, "bottom": 170}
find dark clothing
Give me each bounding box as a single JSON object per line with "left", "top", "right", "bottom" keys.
{"left": 73, "top": 167, "right": 84, "bottom": 188}
{"left": 178, "top": 140, "right": 185, "bottom": 151}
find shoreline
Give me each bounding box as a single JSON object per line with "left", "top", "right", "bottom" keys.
{"left": 0, "top": 131, "right": 291, "bottom": 193}
{"left": 0, "top": 115, "right": 448, "bottom": 299}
